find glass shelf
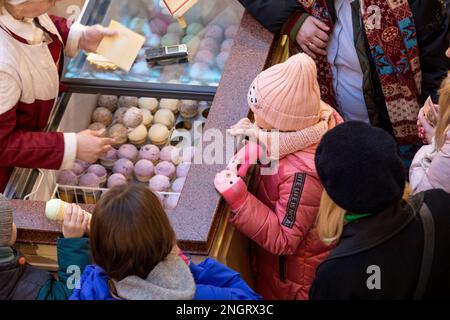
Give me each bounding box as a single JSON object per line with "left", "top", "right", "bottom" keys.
{"left": 63, "top": 0, "right": 244, "bottom": 98}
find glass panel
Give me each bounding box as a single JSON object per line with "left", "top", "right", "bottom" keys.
{"left": 64, "top": 0, "right": 244, "bottom": 89}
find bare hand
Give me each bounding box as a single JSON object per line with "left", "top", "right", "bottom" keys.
{"left": 79, "top": 25, "right": 118, "bottom": 53}
{"left": 62, "top": 204, "right": 90, "bottom": 239}
{"left": 417, "top": 108, "right": 436, "bottom": 145}
{"left": 76, "top": 129, "right": 115, "bottom": 164}
{"left": 296, "top": 16, "right": 330, "bottom": 59}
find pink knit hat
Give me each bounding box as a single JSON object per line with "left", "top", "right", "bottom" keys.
{"left": 248, "top": 53, "right": 322, "bottom": 131}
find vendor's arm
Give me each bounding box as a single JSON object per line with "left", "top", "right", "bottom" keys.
{"left": 0, "top": 69, "right": 77, "bottom": 170}
{"left": 50, "top": 16, "right": 117, "bottom": 58}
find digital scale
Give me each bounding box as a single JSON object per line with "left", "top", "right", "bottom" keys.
{"left": 145, "top": 44, "right": 189, "bottom": 66}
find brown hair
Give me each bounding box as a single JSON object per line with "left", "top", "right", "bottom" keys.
{"left": 436, "top": 82, "right": 450, "bottom": 150}
{"left": 90, "top": 184, "right": 176, "bottom": 281}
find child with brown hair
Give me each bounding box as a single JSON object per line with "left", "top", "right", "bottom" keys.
{"left": 70, "top": 184, "right": 260, "bottom": 300}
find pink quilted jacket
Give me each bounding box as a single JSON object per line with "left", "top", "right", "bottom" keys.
{"left": 229, "top": 113, "right": 342, "bottom": 300}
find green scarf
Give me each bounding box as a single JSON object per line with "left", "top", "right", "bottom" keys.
{"left": 344, "top": 213, "right": 372, "bottom": 223}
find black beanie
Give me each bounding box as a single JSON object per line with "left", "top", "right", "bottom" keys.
{"left": 315, "top": 121, "right": 406, "bottom": 214}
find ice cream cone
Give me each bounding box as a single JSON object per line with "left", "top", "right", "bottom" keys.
{"left": 45, "top": 199, "right": 92, "bottom": 223}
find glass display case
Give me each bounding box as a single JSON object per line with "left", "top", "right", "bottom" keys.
{"left": 5, "top": 0, "right": 243, "bottom": 211}
{"left": 64, "top": 0, "right": 244, "bottom": 99}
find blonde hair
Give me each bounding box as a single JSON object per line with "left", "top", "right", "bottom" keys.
{"left": 316, "top": 186, "right": 412, "bottom": 246}
{"left": 316, "top": 191, "right": 346, "bottom": 246}
{"left": 435, "top": 83, "right": 450, "bottom": 150}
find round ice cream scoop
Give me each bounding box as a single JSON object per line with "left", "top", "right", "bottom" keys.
{"left": 150, "top": 18, "right": 168, "bottom": 36}
{"left": 160, "top": 146, "right": 181, "bottom": 164}
{"left": 195, "top": 50, "right": 215, "bottom": 67}
{"left": 118, "top": 96, "right": 139, "bottom": 108}
{"left": 199, "top": 37, "right": 220, "bottom": 54}
{"left": 149, "top": 174, "right": 171, "bottom": 192}
{"left": 221, "top": 39, "right": 234, "bottom": 52}
{"left": 155, "top": 161, "right": 176, "bottom": 179}
{"left": 171, "top": 177, "right": 186, "bottom": 193}
{"left": 79, "top": 173, "right": 101, "bottom": 188}
{"left": 108, "top": 124, "right": 128, "bottom": 145}
{"left": 225, "top": 25, "right": 238, "bottom": 39}
{"left": 75, "top": 160, "right": 91, "bottom": 171}
{"left": 88, "top": 122, "right": 107, "bottom": 136}
{"left": 160, "top": 99, "right": 180, "bottom": 114}
{"left": 176, "top": 162, "right": 191, "bottom": 178}
{"left": 189, "top": 62, "right": 210, "bottom": 80}
{"left": 138, "top": 144, "right": 160, "bottom": 163}
{"left": 92, "top": 107, "right": 113, "bottom": 127}
{"left": 160, "top": 33, "right": 180, "bottom": 46}
{"left": 71, "top": 162, "right": 85, "bottom": 177}
{"left": 57, "top": 170, "right": 78, "bottom": 186}
{"left": 112, "top": 158, "right": 134, "bottom": 179}
{"left": 107, "top": 173, "right": 128, "bottom": 188}
{"left": 153, "top": 109, "right": 175, "bottom": 129}
{"left": 118, "top": 144, "right": 139, "bottom": 163}
{"left": 141, "top": 109, "right": 153, "bottom": 128}
{"left": 138, "top": 97, "right": 158, "bottom": 113}
{"left": 128, "top": 124, "right": 148, "bottom": 145}
{"left": 205, "top": 24, "right": 224, "bottom": 41}
{"left": 187, "top": 22, "right": 203, "bottom": 35}
{"left": 148, "top": 124, "right": 170, "bottom": 146}
{"left": 114, "top": 107, "right": 129, "bottom": 124}
{"left": 100, "top": 148, "right": 118, "bottom": 169}
{"left": 123, "top": 107, "right": 144, "bottom": 128}
{"left": 98, "top": 95, "right": 118, "bottom": 112}
{"left": 179, "top": 100, "right": 199, "bottom": 119}
{"left": 164, "top": 194, "right": 180, "bottom": 210}
{"left": 87, "top": 164, "right": 107, "bottom": 184}
{"left": 45, "top": 199, "right": 92, "bottom": 223}
{"left": 134, "top": 159, "right": 155, "bottom": 182}
{"left": 167, "top": 22, "right": 184, "bottom": 35}
{"left": 216, "top": 51, "right": 229, "bottom": 70}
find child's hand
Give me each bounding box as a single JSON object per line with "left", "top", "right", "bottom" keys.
{"left": 227, "top": 118, "right": 259, "bottom": 139}
{"left": 62, "top": 204, "right": 90, "bottom": 239}
{"left": 417, "top": 107, "right": 436, "bottom": 145}
{"left": 79, "top": 25, "right": 118, "bottom": 53}
{"left": 227, "top": 142, "right": 266, "bottom": 178}
{"left": 214, "top": 170, "right": 248, "bottom": 211}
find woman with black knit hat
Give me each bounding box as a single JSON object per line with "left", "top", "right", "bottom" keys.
{"left": 310, "top": 121, "right": 450, "bottom": 300}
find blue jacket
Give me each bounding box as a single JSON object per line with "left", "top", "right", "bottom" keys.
{"left": 190, "top": 258, "right": 261, "bottom": 300}
{"left": 70, "top": 258, "right": 261, "bottom": 300}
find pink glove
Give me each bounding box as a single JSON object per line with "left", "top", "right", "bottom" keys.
{"left": 227, "top": 142, "right": 267, "bottom": 178}
{"left": 214, "top": 170, "right": 248, "bottom": 211}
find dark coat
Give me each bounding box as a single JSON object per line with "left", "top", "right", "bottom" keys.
{"left": 309, "top": 189, "right": 450, "bottom": 300}
{"left": 239, "top": 0, "right": 450, "bottom": 133}
{"left": 0, "top": 238, "right": 90, "bottom": 300}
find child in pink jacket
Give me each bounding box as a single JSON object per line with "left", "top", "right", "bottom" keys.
{"left": 215, "top": 53, "right": 343, "bottom": 300}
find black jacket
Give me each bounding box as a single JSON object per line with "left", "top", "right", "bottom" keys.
{"left": 239, "top": 0, "right": 450, "bottom": 131}
{"left": 309, "top": 189, "right": 450, "bottom": 300}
